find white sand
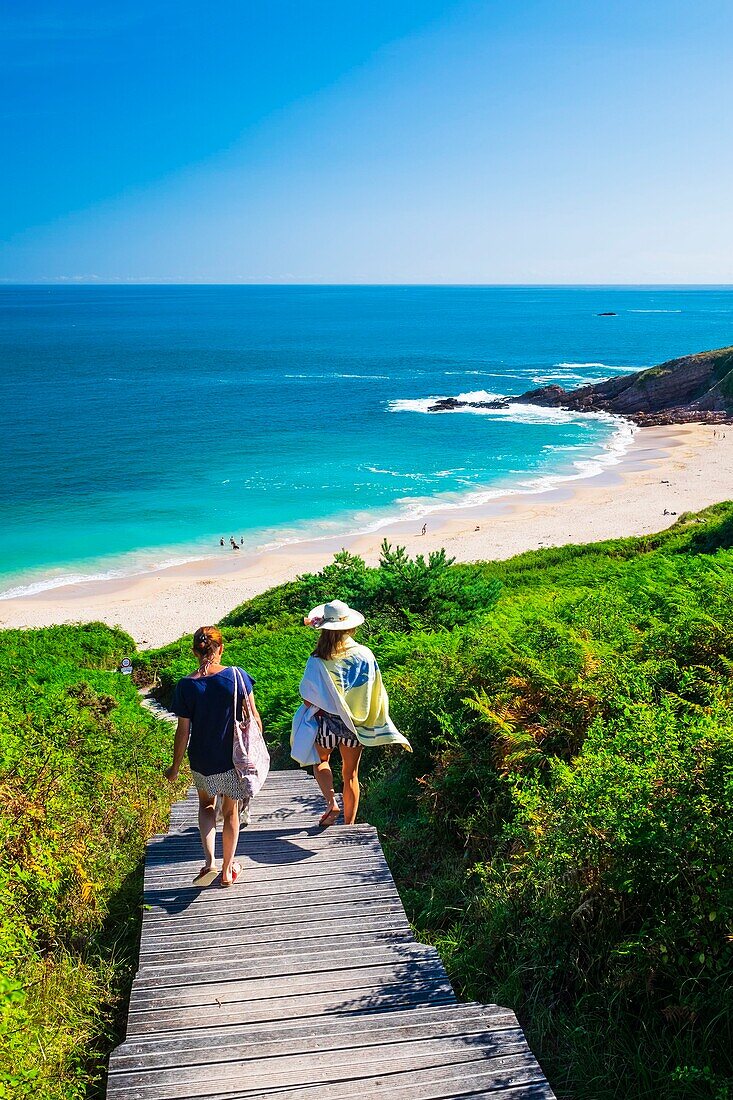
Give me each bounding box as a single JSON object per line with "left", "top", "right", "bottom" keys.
{"left": 1, "top": 424, "right": 731, "bottom": 648}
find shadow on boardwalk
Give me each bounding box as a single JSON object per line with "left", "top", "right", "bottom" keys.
{"left": 108, "top": 772, "right": 555, "bottom": 1099}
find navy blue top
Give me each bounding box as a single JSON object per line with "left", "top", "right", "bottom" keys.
{"left": 171, "top": 666, "right": 254, "bottom": 776}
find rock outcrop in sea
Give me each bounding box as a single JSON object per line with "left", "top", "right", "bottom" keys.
{"left": 513, "top": 345, "right": 733, "bottom": 425}
{"left": 427, "top": 396, "right": 510, "bottom": 412}
{"left": 427, "top": 347, "right": 733, "bottom": 426}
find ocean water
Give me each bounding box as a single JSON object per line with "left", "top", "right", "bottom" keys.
{"left": 1, "top": 284, "right": 732, "bottom": 596}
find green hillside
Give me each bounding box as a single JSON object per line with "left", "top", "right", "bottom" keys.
{"left": 2, "top": 504, "right": 733, "bottom": 1098}
{"left": 0, "top": 625, "right": 186, "bottom": 1099}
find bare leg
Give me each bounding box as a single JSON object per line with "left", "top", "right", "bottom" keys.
{"left": 314, "top": 745, "right": 339, "bottom": 813}
{"left": 339, "top": 743, "right": 363, "bottom": 825}
{"left": 197, "top": 788, "right": 217, "bottom": 870}
{"left": 221, "top": 795, "right": 241, "bottom": 884}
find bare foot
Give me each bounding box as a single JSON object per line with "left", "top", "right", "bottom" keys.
{"left": 221, "top": 862, "right": 242, "bottom": 888}
{"left": 319, "top": 805, "right": 342, "bottom": 828}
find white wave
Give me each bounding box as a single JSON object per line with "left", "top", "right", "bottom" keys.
{"left": 456, "top": 389, "right": 504, "bottom": 402}
{"left": 0, "top": 552, "right": 208, "bottom": 601}
{"left": 374, "top": 416, "right": 636, "bottom": 523}
{"left": 364, "top": 466, "right": 428, "bottom": 481}
{"left": 381, "top": 386, "right": 636, "bottom": 520}
{"left": 542, "top": 443, "right": 586, "bottom": 451}
{"left": 628, "top": 309, "right": 682, "bottom": 313}
{"left": 554, "top": 361, "right": 609, "bottom": 368}
{"left": 390, "top": 396, "right": 440, "bottom": 413}
{"left": 284, "top": 372, "right": 389, "bottom": 380}
{"left": 389, "top": 390, "right": 625, "bottom": 428}
{"left": 532, "top": 372, "right": 609, "bottom": 386}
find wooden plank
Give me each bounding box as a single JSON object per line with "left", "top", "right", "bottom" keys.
{"left": 108, "top": 770, "right": 555, "bottom": 1100}
{"left": 144, "top": 837, "right": 382, "bottom": 867}
{"left": 143, "top": 864, "right": 391, "bottom": 897}
{"left": 136, "top": 875, "right": 400, "bottom": 919}
{"left": 110, "top": 1004, "right": 517, "bottom": 1066}
{"left": 108, "top": 1051, "right": 546, "bottom": 1100}
{"left": 142, "top": 873, "right": 400, "bottom": 915}
{"left": 235, "top": 1073, "right": 554, "bottom": 1100}
{"left": 147, "top": 831, "right": 382, "bottom": 855}
{"left": 144, "top": 840, "right": 380, "bottom": 866}
{"left": 138, "top": 925, "right": 412, "bottom": 961}
{"left": 128, "top": 952, "right": 448, "bottom": 1011}
{"left": 125, "top": 978, "right": 457, "bottom": 1035}
{"left": 107, "top": 1033, "right": 533, "bottom": 1097}
{"left": 147, "top": 825, "right": 378, "bottom": 852}
{"left": 139, "top": 888, "right": 402, "bottom": 932}
{"left": 132, "top": 941, "right": 439, "bottom": 989}
{"left": 139, "top": 898, "right": 406, "bottom": 934}
{"left": 145, "top": 861, "right": 393, "bottom": 892}
{"left": 211, "top": 1054, "right": 550, "bottom": 1100}
{"left": 139, "top": 900, "right": 408, "bottom": 942}
{"left": 138, "top": 925, "right": 413, "bottom": 963}
{"left": 143, "top": 851, "right": 389, "bottom": 886}
{"left": 110, "top": 1021, "right": 524, "bottom": 1082}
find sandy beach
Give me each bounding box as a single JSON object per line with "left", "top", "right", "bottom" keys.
{"left": 1, "top": 423, "right": 730, "bottom": 648}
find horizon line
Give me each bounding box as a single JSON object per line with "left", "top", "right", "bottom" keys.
{"left": 2, "top": 281, "right": 733, "bottom": 289}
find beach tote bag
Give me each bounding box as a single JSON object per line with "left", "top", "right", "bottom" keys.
{"left": 232, "top": 668, "right": 270, "bottom": 798}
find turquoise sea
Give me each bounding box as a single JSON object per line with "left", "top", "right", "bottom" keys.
{"left": 1, "top": 285, "right": 732, "bottom": 597}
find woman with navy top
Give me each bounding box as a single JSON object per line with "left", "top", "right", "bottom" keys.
{"left": 164, "top": 625, "right": 261, "bottom": 887}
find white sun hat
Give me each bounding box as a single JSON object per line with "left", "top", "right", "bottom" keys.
{"left": 304, "top": 599, "right": 365, "bottom": 631}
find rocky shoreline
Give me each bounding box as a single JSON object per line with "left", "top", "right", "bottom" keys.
{"left": 427, "top": 345, "right": 733, "bottom": 427}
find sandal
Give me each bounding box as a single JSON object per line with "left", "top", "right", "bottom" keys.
{"left": 193, "top": 865, "right": 219, "bottom": 887}
{"left": 221, "top": 862, "right": 241, "bottom": 888}
{"left": 319, "top": 806, "right": 341, "bottom": 828}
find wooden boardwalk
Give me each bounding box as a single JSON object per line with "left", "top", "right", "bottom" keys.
{"left": 108, "top": 771, "right": 555, "bottom": 1099}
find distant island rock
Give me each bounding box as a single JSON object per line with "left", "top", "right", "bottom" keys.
{"left": 427, "top": 396, "right": 510, "bottom": 412}
{"left": 597, "top": 311, "right": 617, "bottom": 316}
{"left": 425, "top": 346, "right": 733, "bottom": 426}
{"left": 512, "top": 345, "right": 733, "bottom": 426}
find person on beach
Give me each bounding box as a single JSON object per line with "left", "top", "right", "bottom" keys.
{"left": 164, "top": 626, "right": 262, "bottom": 887}
{"left": 291, "top": 600, "right": 411, "bottom": 826}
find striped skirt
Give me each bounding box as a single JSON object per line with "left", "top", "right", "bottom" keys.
{"left": 315, "top": 711, "right": 360, "bottom": 751}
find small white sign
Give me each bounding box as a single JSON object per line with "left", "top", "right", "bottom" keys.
{"left": 120, "top": 657, "right": 133, "bottom": 675}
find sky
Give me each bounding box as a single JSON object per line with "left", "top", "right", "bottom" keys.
{"left": 2, "top": 0, "right": 733, "bottom": 284}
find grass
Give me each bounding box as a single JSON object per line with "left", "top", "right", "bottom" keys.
{"left": 2, "top": 504, "right": 733, "bottom": 1098}
{"left": 0, "top": 624, "right": 186, "bottom": 1099}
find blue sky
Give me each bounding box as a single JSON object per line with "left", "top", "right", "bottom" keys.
{"left": 2, "top": 0, "right": 732, "bottom": 283}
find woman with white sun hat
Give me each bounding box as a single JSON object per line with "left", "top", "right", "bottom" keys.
{"left": 291, "top": 599, "right": 411, "bottom": 826}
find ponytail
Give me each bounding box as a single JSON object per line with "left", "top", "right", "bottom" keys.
{"left": 193, "top": 625, "right": 223, "bottom": 673}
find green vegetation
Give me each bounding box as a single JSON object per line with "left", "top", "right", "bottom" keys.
{"left": 639, "top": 365, "right": 672, "bottom": 378}
{"left": 711, "top": 348, "right": 733, "bottom": 381}
{"left": 0, "top": 624, "right": 183, "bottom": 1099}
{"left": 2, "top": 505, "right": 732, "bottom": 1098}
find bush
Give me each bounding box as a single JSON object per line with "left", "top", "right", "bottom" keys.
{"left": 4, "top": 505, "right": 733, "bottom": 1099}
{"left": 0, "top": 624, "right": 182, "bottom": 1099}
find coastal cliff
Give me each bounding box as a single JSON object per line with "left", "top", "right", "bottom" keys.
{"left": 514, "top": 345, "right": 733, "bottom": 425}
{"left": 428, "top": 346, "right": 733, "bottom": 425}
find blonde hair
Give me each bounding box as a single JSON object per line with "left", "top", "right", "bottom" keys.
{"left": 313, "top": 627, "right": 354, "bottom": 661}
{"left": 193, "top": 625, "right": 223, "bottom": 672}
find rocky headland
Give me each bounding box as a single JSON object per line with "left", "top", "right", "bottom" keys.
{"left": 428, "top": 346, "right": 733, "bottom": 426}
